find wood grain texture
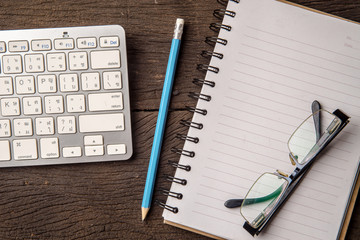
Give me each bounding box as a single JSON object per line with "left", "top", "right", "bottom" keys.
{"left": 0, "top": 0, "right": 359, "bottom": 239}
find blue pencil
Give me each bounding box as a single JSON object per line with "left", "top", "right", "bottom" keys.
{"left": 142, "top": 18, "right": 184, "bottom": 221}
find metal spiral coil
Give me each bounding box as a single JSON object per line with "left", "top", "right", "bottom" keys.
{"left": 185, "top": 106, "right": 207, "bottom": 116}
{"left": 171, "top": 147, "right": 195, "bottom": 158}
{"left": 180, "top": 120, "right": 203, "bottom": 130}
{"left": 164, "top": 174, "right": 187, "bottom": 185}
{"left": 159, "top": 188, "right": 183, "bottom": 199}
{"left": 192, "top": 78, "right": 216, "bottom": 88}
{"left": 197, "top": 64, "right": 219, "bottom": 73}
{"left": 168, "top": 160, "right": 191, "bottom": 171}
{"left": 205, "top": 36, "right": 228, "bottom": 46}
{"left": 155, "top": 200, "right": 179, "bottom": 213}
{"left": 176, "top": 133, "right": 199, "bottom": 143}
{"left": 209, "top": 22, "right": 232, "bottom": 32}
{"left": 213, "top": 9, "right": 236, "bottom": 19}
{"left": 188, "top": 92, "right": 212, "bottom": 102}
{"left": 201, "top": 50, "right": 224, "bottom": 59}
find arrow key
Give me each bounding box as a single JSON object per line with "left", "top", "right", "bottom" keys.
{"left": 85, "top": 145, "right": 104, "bottom": 156}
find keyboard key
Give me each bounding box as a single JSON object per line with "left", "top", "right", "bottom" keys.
{"left": 103, "top": 71, "right": 122, "bottom": 90}
{"left": 15, "top": 76, "right": 35, "bottom": 94}
{"left": 14, "top": 118, "right": 33, "bottom": 137}
{"left": 77, "top": 37, "right": 97, "bottom": 49}
{"left": 79, "top": 113, "right": 124, "bottom": 133}
{"left": 57, "top": 116, "right": 76, "bottom": 134}
{"left": 63, "top": 146, "right": 82, "bottom": 158}
{"left": 3, "top": 55, "right": 22, "bottom": 74}
{"left": 1, "top": 98, "right": 20, "bottom": 116}
{"left": 24, "top": 54, "right": 45, "bottom": 73}
{"left": 0, "top": 77, "right": 13, "bottom": 95}
{"left": 40, "top": 137, "right": 59, "bottom": 159}
{"left": 31, "top": 39, "right": 52, "bottom": 51}
{"left": 37, "top": 74, "right": 57, "bottom": 93}
{"left": 90, "top": 50, "right": 121, "bottom": 69}
{"left": 8, "top": 40, "right": 29, "bottom": 52}
{"left": 84, "top": 135, "right": 103, "bottom": 146}
{"left": 54, "top": 38, "right": 74, "bottom": 50}
{"left": 107, "top": 144, "right": 126, "bottom": 155}
{"left": 66, "top": 94, "right": 85, "bottom": 113}
{"left": 35, "top": 117, "right": 55, "bottom": 135}
{"left": 44, "top": 95, "right": 64, "bottom": 114}
{"left": 69, "top": 51, "right": 88, "bottom": 70}
{"left": 13, "top": 138, "right": 38, "bottom": 160}
{"left": 23, "top": 96, "right": 42, "bottom": 115}
{"left": 99, "top": 36, "right": 119, "bottom": 47}
{"left": 0, "top": 42, "right": 6, "bottom": 53}
{"left": 0, "top": 140, "right": 11, "bottom": 161}
{"left": 81, "top": 72, "right": 100, "bottom": 91}
{"left": 88, "top": 92, "right": 123, "bottom": 112}
{"left": 59, "top": 73, "right": 79, "bottom": 92}
{"left": 47, "top": 52, "right": 66, "bottom": 72}
{"left": 0, "top": 120, "right": 11, "bottom": 137}
{"left": 85, "top": 145, "right": 104, "bottom": 156}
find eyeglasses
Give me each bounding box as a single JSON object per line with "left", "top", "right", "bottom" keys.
{"left": 224, "top": 101, "right": 350, "bottom": 236}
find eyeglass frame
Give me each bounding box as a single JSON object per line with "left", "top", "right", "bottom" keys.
{"left": 241, "top": 109, "right": 350, "bottom": 236}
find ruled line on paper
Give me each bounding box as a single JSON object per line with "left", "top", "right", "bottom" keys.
{"left": 230, "top": 77, "right": 310, "bottom": 107}
{"left": 209, "top": 149, "right": 276, "bottom": 170}
{"left": 192, "top": 202, "right": 329, "bottom": 237}
{"left": 245, "top": 35, "right": 360, "bottom": 73}
{"left": 282, "top": 202, "right": 333, "bottom": 221}
{"left": 212, "top": 139, "right": 285, "bottom": 165}
{"left": 291, "top": 191, "right": 337, "bottom": 206}
{"left": 191, "top": 210, "right": 240, "bottom": 225}
{"left": 197, "top": 192, "right": 234, "bottom": 203}
{"left": 213, "top": 136, "right": 348, "bottom": 172}
{"left": 246, "top": 25, "right": 360, "bottom": 62}
{"left": 229, "top": 86, "right": 309, "bottom": 113}
{"left": 220, "top": 104, "right": 298, "bottom": 130}
{"left": 234, "top": 60, "right": 360, "bottom": 112}
{"left": 199, "top": 183, "right": 239, "bottom": 195}
{"left": 269, "top": 224, "right": 324, "bottom": 240}
{"left": 242, "top": 36, "right": 360, "bottom": 80}
{"left": 230, "top": 69, "right": 360, "bottom": 128}
{"left": 223, "top": 96, "right": 308, "bottom": 120}
{"left": 235, "top": 53, "right": 360, "bottom": 101}
{"left": 193, "top": 201, "right": 239, "bottom": 217}
{"left": 217, "top": 122, "right": 351, "bottom": 161}
{"left": 207, "top": 157, "right": 263, "bottom": 175}
{"left": 275, "top": 215, "right": 329, "bottom": 233}
{"left": 215, "top": 130, "right": 287, "bottom": 154}
{"left": 202, "top": 172, "right": 253, "bottom": 188}
{"left": 222, "top": 103, "right": 299, "bottom": 129}
{"left": 219, "top": 110, "right": 295, "bottom": 135}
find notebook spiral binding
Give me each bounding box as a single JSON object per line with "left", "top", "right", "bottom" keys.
{"left": 156, "top": 0, "right": 239, "bottom": 214}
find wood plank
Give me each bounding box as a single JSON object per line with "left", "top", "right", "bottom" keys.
{"left": 0, "top": 0, "right": 358, "bottom": 239}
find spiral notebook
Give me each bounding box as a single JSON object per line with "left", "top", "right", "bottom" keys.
{"left": 162, "top": 0, "right": 360, "bottom": 239}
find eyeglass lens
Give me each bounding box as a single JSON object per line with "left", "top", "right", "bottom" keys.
{"left": 240, "top": 173, "right": 288, "bottom": 228}
{"left": 288, "top": 110, "right": 341, "bottom": 165}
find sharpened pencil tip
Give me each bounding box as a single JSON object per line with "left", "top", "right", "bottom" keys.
{"left": 142, "top": 207, "right": 149, "bottom": 221}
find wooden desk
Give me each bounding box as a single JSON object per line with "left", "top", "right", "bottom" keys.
{"left": 0, "top": 0, "right": 359, "bottom": 239}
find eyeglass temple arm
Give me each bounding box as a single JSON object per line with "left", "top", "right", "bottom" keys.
{"left": 224, "top": 185, "right": 283, "bottom": 208}
{"left": 312, "top": 100, "right": 321, "bottom": 142}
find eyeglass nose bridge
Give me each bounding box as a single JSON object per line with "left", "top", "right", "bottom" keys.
{"left": 276, "top": 169, "right": 288, "bottom": 177}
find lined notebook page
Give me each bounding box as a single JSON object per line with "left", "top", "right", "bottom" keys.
{"left": 163, "top": 0, "right": 360, "bottom": 239}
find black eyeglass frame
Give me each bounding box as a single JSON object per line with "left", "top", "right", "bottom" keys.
{"left": 243, "top": 109, "right": 350, "bottom": 236}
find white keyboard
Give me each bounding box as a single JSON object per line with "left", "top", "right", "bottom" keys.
{"left": 0, "top": 25, "right": 133, "bottom": 167}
